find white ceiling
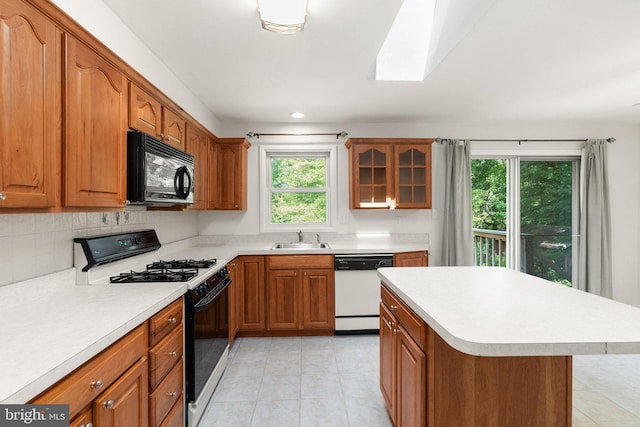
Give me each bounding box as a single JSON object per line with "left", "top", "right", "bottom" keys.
{"left": 101, "top": 0, "right": 640, "bottom": 125}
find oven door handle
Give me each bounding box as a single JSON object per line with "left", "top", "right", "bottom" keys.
{"left": 193, "top": 276, "right": 232, "bottom": 312}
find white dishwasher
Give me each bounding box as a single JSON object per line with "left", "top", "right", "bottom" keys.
{"left": 334, "top": 254, "right": 394, "bottom": 334}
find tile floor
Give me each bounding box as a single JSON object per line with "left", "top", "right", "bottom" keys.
{"left": 197, "top": 335, "right": 640, "bottom": 427}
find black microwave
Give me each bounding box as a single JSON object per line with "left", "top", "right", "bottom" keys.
{"left": 127, "top": 130, "right": 194, "bottom": 206}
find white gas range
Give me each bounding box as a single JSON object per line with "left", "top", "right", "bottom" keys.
{"left": 73, "top": 229, "right": 230, "bottom": 427}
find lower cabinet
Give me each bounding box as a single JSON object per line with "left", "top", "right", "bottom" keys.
{"left": 380, "top": 285, "right": 427, "bottom": 427}
{"left": 266, "top": 255, "right": 334, "bottom": 332}
{"left": 394, "top": 250, "right": 429, "bottom": 267}
{"left": 235, "top": 256, "right": 267, "bottom": 332}
{"left": 31, "top": 298, "right": 184, "bottom": 427}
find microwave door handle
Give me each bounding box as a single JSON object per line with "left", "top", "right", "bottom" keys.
{"left": 174, "top": 166, "right": 192, "bottom": 199}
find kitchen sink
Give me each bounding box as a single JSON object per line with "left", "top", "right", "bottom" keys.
{"left": 271, "top": 242, "right": 331, "bottom": 250}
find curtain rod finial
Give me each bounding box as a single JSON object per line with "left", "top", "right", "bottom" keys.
{"left": 607, "top": 137, "right": 616, "bottom": 143}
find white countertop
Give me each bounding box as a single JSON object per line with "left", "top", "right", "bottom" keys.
{"left": 378, "top": 266, "right": 640, "bottom": 357}
{"left": 0, "top": 269, "right": 187, "bottom": 404}
{"left": 1, "top": 234, "right": 428, "bottom": 404}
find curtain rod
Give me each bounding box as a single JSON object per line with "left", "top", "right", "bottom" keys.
{"left": 246, "top": 131, "right": 348, "bottom": 139}
{"left": 435, "top": 137, "right": 616, "bottom": 144}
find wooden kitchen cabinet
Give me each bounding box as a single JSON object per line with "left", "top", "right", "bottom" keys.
{"left": 394, "top": 251, "right": 429, "bottom": 267}
{"left": 0, "top": 0, "right": 61, "bottom": 209}
{"left": 92, "top": 357, "right": 149, "bottom": 427}
{"left": 129, "top": 82, "right": 186, "bottom": 151}
{"left": 266, "top": 255, "right": 334, "bottom": 333}
{"left": 236, "top": 256, "right": 267, "bottom": 332}
{"left": 346, "top": 138, "right": 434, "bottom": 209}
{"left": 64, "top": 35, "right": 128, "bottom": 208}
{"left": 129, "top": 82, "right": 162, "bottom": 136}
{"left": 380, "top": 285, "right": 428, "bottom": 427}
{"left": 161, "top": 107, "right": 186, "bottom": 150}
{"left": 186, "top": 122, "right": 208, "bottom": 210}
{"left": 212, "top": 138, "right": 250, "bottom": 210}
{"left": 148, "top": 298, "right": 184, "bottom": 427}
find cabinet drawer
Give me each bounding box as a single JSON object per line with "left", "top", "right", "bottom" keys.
{"left": 149, "top": 359, "right": 183, "bottom": 427}
{"left": 150, "top": 298, "right": 183, "bottom": 346}
{"left": 267, "top": 255, "right": 333, "bottom": 270}
{"left": 381, "top": 286, "right": 428, "bottom": 351}
{"left": 69, "top": 407, "right": 92, "bottom": 427}
{"left": 32, "top": 323, "right": 147, "bottom": 418}
{"left": 159, "top": 394, "right": 184, "bottom": 427}
{"left": 149, "top": 326, "right": 183, "bottom": 389}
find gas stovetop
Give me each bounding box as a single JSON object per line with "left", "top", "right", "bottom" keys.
{"left": 109, "top": 259, "right": 217, "bottom": 283}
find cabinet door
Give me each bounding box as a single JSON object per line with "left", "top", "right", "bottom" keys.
{"left": 380, "top": 303, "right": 397, "bottom": 425}
{"left": 267, "top": 269, "right": 300, "bottom": 330}
{"left": 397, "top": 326, "right": 427, "bottom": 427}
{"left": 93, "top": 357, "right": 149, "bottom": 427}
{"left": 0, "top": 0, "right": 60, "bottom": 208}
{"left": 129, "top": 82, "right": 161, "bottom": 136}
{"left": 64, "top": 35, "right": 127, "bottom": 208}
{"left": 394, "top": 251, "right": 429, "bottom": 267}
{"left": 161, "top": 107, "right": 185, "bottom": 150}
{"left": 237, "top": 256, "right": 266, "bottom": 331}
{"left": 186, "top": 123, "right": 208, "bottom": 210}
{"left": 301, "top": 269, "right": 334, "bottom": 329}
{"left": 395, "top": 144, "right": 432, "bottom": 209}
{"left": 350, "top": 143, "right": 393, "bottom": 209}
{"left": 214, "top": 139, "right": 249, "bottom": 210}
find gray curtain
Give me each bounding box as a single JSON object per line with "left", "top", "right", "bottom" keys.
{"left": 578, "top": 139, "right": 612, "bottom": 297}
{"left": 442, "top": 139, "right": 474, "bottom": 266}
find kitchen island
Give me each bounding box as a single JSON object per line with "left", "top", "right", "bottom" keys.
{"left": 377, "top": 266, "right": 640, "bottom": 426}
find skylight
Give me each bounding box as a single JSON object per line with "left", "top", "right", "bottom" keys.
{"left": 375, "top": 0, "right": 436, "bottom": 81}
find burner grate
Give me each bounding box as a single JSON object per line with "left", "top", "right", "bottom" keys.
{"left": 147, "top": 259, "right": 216, "bottom": 270}
{"left": 110, "top": 268, "right": 199, "bottom": 283}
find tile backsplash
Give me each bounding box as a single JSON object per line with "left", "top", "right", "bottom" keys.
{"left": 0, "top": 209, "right": 198, "bottom": 286}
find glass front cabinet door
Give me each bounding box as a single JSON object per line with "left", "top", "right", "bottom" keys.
{"left": 346, "top": 139, "right": 433, "bottom": 209}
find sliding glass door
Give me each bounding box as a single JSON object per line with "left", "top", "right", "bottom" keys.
{"left": 472, "top": 157, "right": 580, "bottom": 287}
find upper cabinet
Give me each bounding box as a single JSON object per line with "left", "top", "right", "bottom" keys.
{"left": 186, "top": 122, "right": 208, "bottom": 210}
{"left": 64, "top": 35, "right": 128, "bottom": 208}
{"left": 211, "top": 138, "right": 250, "bottom": 210}
{"left": 0, "top": 0, "right": 61, "bottom": 209}
{"left": 346, "top": 138, "right": 434, "bottom": 209}
{"left": 128, "top": 82, "right": 186, "bottom": 150}
{"left": 129, "top": 82, "right": 162, "bottom": 136}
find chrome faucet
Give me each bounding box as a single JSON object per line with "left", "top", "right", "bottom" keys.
{"left": 297, "top": 230, "right": 303, "bottom": 242}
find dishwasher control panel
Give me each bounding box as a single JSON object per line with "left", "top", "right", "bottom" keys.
{"left": 334, "top": 254, "right": 394, "bottom": 270}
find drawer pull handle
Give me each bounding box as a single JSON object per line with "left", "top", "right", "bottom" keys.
{"left": 90, "top": 380, "right": 103, "bottom": 389}
{"left": 102, "top": 400, "right": 114, "bottom": 409}
{"left": 168, "top": 391, "right": 177, "bottom": 398}
{"left": 168, "top": 317, "right": 177, "bottom": 324}
{"left": 168, "top": 351, "right": 177, "bottom": 357}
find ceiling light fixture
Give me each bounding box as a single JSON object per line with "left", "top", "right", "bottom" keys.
{"left": 257, "top": 0, "right": 308, "bottom": 34}
{"left": 290, "top": 112, "right": 305, "bottom": 119}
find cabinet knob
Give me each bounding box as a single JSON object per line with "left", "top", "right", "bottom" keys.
{"left": 83, "top": 423, "right": 93, "bottom": 427}
{"left": 168, "top": 317, "right": 177, "bottom": 324}
{"left": 167, "top": 391, "right": 178, "bottom": 398}
{"left": 390, "top": 305, "right": 398, "bottom": 311}
{"left": 90, "top": 380, "right": 103, "bottom": 389}
{"left": 303, "top": 271, "right": 307, "bottom": 276}
{"left": 393, "top": 329, "right": 400, "bottom": 335}
{"left": 0, "top": 193, "right": 5, "bottom": 201}
{"left": 102, "top": 400, "right": 114, "bottom": 409}
{"left": 168, "top": 351, "right": 177, "bottom": 357}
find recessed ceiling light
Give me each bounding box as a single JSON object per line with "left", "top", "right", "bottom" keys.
{"left": 290, "top": 112, "right": 305, "bottom": 119}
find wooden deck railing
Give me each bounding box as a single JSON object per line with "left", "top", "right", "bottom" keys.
{"left": 473, "top": 228, "right": 507, "bottom": 267}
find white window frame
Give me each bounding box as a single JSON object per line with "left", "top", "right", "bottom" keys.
{"left": 259, "top": 144, "right": 337, "bottom": 232}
